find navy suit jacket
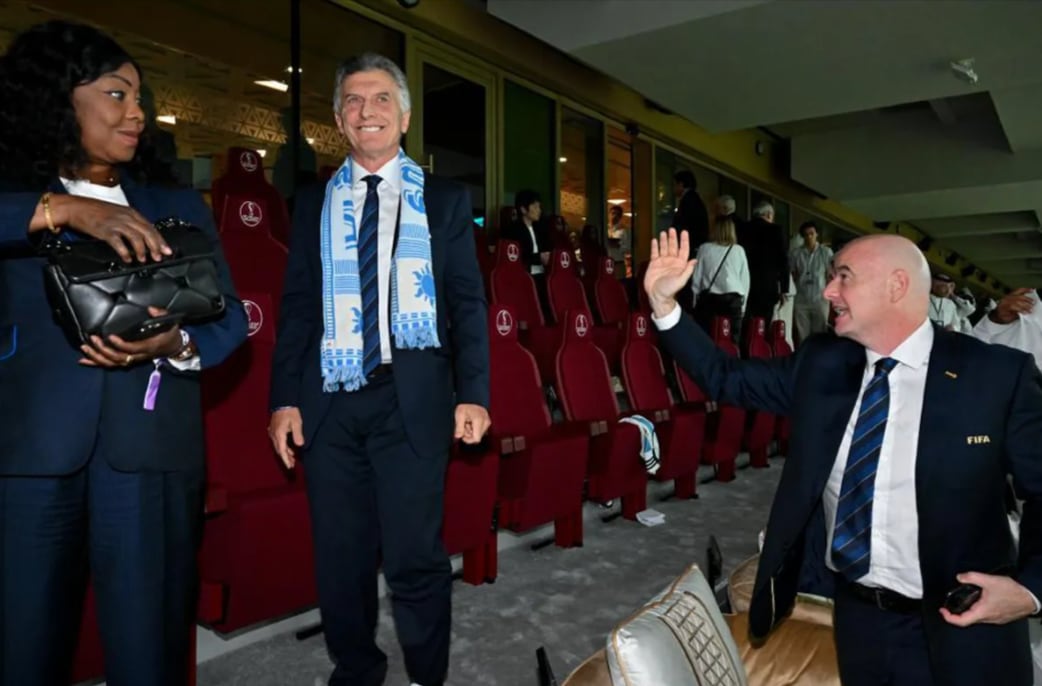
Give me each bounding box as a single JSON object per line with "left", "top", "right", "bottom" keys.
{"left": 660, "top": 312, "right": 1042, "bottom": 686}
{"left": 0, "top": 179, "right": 247, "bottom": 476}
{"left": 269, "top": 175, "right": 489, "bottom": 459}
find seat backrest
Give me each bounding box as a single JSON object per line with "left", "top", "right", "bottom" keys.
{"left": 745, "top": 316, "right": 772, "bottom": 360}
{"left": 595, "top": 256, "right": 631, "bottom": 325}
{"left": 712, "top": 316, "right": 740, "bottom": 358}
{"left": 218, "top": 231, "right": 289, "bottom": 321}
{"left": 674, "top": 359, "right": 709, "bottom": 404}
{"left": 635, "top": 259, "right": 652, "bottom": 312}
{"left": 555, "top": 309, "right": 619, "bottom": 421}
{"left": 212, "top": 147, "right": 291, "bottom": 244}
{"left": 488, "top": 304, "right": 552, "bottom": 437}
{"left": 621, "top": 312, "right": 672, "bottom": 412}
{"left": 547, "top": 248, "right": 588, "bottom": 323}
{"left": 491, "top": 240, "right": 546, "bottom": 327}
{"left": 771, "top": 320, "right": 793, "bottom": 357}
{"left": 202, "top": 290, "right": 287, "bottom": 495}
{"left": 220, "top": 194, "right": 276, "bottom": 235}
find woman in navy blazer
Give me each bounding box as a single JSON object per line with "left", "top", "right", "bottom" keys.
{"left": 0, "top": 22, "right": 246, "bottom": 685}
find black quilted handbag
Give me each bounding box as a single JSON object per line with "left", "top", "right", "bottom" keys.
{"left": 42, "top": 217, "right": 225, "bottom": 344}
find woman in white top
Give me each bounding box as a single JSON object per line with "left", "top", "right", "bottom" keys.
{"left": 690, "top": 216, "right": 750, "bottom": 342}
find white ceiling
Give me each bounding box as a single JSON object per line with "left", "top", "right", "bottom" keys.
{"left": 489, "top": 0, "right": 1042, "bottom": 287}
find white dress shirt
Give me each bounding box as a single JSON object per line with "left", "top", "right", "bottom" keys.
{"left": 60, "top": 177, "right": 200, "bottom": 371}
{"left": 689, "top": 242, "right": 750, "bottom": 313}
{"left": 523, "top": 220, "right": 545, "bottom": 275}
{"left": 350, "top": 157, "right": 400, "bottom": 364}
{"left": 823, "top": 318, "right": 932, "bottom": 597}
{"left": 928, "top": 294, "right": 960, "bottom": 331}
{"left": 790, "top": 243, "right": 834, "bottom": 304}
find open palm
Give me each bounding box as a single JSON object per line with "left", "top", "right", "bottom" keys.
{"left": 644, "top": 228, "right": 696, "bottom": 312}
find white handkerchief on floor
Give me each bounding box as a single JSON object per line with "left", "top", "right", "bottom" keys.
{"left": 636, "top": 508, "right": 666, "bottom": 527}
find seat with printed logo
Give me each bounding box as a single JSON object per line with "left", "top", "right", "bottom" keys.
{"left": 673, "top": 316, "right": 746, "bottom": 483}
{"left": 621, "top": 312, "right": 705, "bottom": 499}
{"left": 489, "top": 304, "right": 589, "bottom": 546}
{"left": 547, "top": 248, "right": 622, "bottom": 372}
{"left": 555, "top": 309, "right": 648, "bottom": 519}
{"left": 490, "top": 239, "right": 560, "bottom": 383}
{"left": 442, "top": 440, "right": 500, "bottom": 585}
{"left": 743, "top": 317, "right": 776, "bottom": 469}
{"left": 771, "top": 320, "right": 793, "bottom": 456}
{"left": 594, "top": 256, "right": 631, "bottom": 326}
{"left": 197, "top": 287, "right": 316, "bottom": 632}
{"left": 212, "top": 147, "right": 291, "bottom": 245}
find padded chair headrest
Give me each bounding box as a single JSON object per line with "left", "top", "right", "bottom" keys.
{"left": 712, "top": 316, "right": 731, "bottom": 342}
{"left": 226, "top": 147, "right": 265, "bottom": 179}
{"left": 221, "top": 194, "right": 272, "bottom": 234}
{"left": 239, "top": 292, "right": 275, "bottom": 345}
{"left": 563, "top": 308, "right": 595, "bottom": 343}
{"left": 496, "top": 239, "right": 524, "bottom": 266}
{"left": 489, "top": 303, "right": 519, "bottom": 343}
{"left": 598, "top": 256, "right": 616, "bottom": 278}
{"left": 551, "top": 248, "right": 575, "bottom": 275}
{"left": 771, "top": 319, "right": 786, "bottom": 341}
{"left": 498, "top": 206, "right": 517, "bottom": 231}
{"left": 626, "top": 312, "right": 652, "bottom": 343}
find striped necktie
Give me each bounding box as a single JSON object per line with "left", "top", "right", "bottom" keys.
{"left": 359, "top": 174, "right": 382, "bottom": 377}
{"left": 831, "top": 357, "right": 899, "bottom": 582}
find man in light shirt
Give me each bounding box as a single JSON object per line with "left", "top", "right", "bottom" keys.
{"left": 645, "top": 228, "right": 1042, "bottom": 686}
{"left": 928, "top": 272, "right": 960, "bottom": 331}
{"left": 790, "top": 221, "right": 833, "bottom": 343}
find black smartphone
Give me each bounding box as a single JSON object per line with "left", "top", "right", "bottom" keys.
{"left": 943, "top": 583, "right": 982, "bottom": 614}
{"left": 125, "top": 313, "right": 184, "bottom": 341}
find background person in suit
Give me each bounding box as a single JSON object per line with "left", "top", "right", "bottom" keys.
{"left": 672, "top": 170, "right": 709, "bottom": 314}
{"left": 268, "top": 53, "right": 490, "bottom": 686}
{"left": 739, "top": 200, "right": 790, "bottom": 344}
{"left": 501, "top": 189, "right": 552, "bottom": 318}
{"left": 0, "top": 21, "right": 247, "bottom": 686}
{"left": 644, "top": 228, "right": 1042, "bottom": 686}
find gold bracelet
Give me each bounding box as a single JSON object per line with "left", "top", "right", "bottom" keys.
{"left": 41, "top": 192, "right": 59, "bottom": 234}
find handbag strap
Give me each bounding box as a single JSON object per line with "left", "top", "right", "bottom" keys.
{"left": 705, "top": 244, "right": 734, "bottom": 292}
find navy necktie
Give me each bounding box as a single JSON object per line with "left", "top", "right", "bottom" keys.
{"left": 831, "top": 357, "right": 899, "bottom": 582}
{"left": 359, "top": 175, "right": 381, "bottom": 377}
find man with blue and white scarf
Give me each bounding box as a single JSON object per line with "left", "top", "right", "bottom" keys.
{"left": 269, "top": 53, "right": 490, "bottom": 686}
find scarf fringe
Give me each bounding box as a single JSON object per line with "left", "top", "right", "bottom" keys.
{"left": 322, "top": 366, "right": 366, "bottom": 393}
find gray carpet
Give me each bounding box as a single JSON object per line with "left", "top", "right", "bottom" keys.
{"left": 196, "top": 463, "right": 782, "bottom": 686}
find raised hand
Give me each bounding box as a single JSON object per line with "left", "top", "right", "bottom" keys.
{"left": 644, "top": 228, "right": 696, "bottom": 318}
{"left": 990, "top": 287, "right": 1035, "bottom": 324}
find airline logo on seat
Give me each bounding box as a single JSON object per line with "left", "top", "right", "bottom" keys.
{"left": 575, "top": 313, "right": 590, "bottom": 338}
{"left": 495, "top": 309, "right": 513, "bottom": 336}
{"left": 239, "top": 201, "right": 263, "bottom": 228}
{"left": 721, "top": 319, "right": 730, "bottom": 337}
{"left": 244, "top": 299, "right": 264, "bottom": 336}
{"left": 507, "top": 243, "right": 520, "bottom": 262}
{"left": 604, "top": 258, "right": 614, "bottom": 274}
{"left": 560, "top": 252, "right": 571, "bottom": 269}
{"left": 636, "top": 315, "right": 647, "bottom": 338}
{"left": 758, "top": 319, "right": 765, "bottom": 335}
{"left": 239, "top": 151, "right": 259, "bottom": 173}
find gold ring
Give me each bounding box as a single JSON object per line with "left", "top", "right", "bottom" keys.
{"left": 125, "top": 354, "right": 133, "bottom": 365}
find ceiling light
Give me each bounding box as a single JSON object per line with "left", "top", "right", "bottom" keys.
{"left": 285, "top": 66, "right": 303, "bottom": 74}
{"left": 254, "top": 79, "right": 289, "bottom": 92}
{"left": 949, "top": 58, "right": 978, "bottom": 85}
{"left": 607, "top": 199, "right": 627, "bottom": 206}
{"left": 156, "top": 114, "right": 176, "bottom": 125}
{"left": 256, "top": 150, "right": 267, "bottom": 158}
{"left": 306, "top": 137, "right": 315, "bottom": 145}
{"left": 559, "top": 157, "right": 568, "bottom": 163}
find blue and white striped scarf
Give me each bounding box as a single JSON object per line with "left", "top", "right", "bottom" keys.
{"left": 320, "top": 149, "right": 439, "bottom": 392}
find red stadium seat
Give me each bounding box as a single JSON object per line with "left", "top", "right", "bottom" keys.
{"left": 555, "top": 309, "right": 647, "bottom": 519}
{"left": 199, "top": 289, "right": 317, "bottom": 632}
{"left": 490, "top": 240, "right": 559, "bottom": 383}
{"left": 743, "top": 317, "right": 776, "bottom": 468}
{"left": 594, "top": 256, "right": 631, "bottom": 326}
{"left": 621, "top": 312, "right": 705, "bottom": 499}
{"left": 212, "top": 147, "right": 291, "bottom": 245}
{"left": 489, "top": 304, "right": 589, "bottom": 547}
{"left": 547, "top": 249, "right": 622, "bottom": 372}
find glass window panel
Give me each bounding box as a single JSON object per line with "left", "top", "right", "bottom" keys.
{"left": 560, "top": 108, "right": 604, "bottom": 242}
{"left": 503, "top": 80, "right": 555, "bottom": 233}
